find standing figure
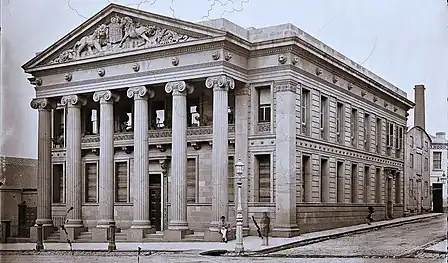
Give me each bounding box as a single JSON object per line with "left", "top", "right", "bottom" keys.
{"left": 365, "top": 206, "right": 375, "bottom": 225}
{"left": 219, "top": 216, "right": 229, "bottom": 243}
{"left": 261, "top": 212, "right": 270, "bottom": 246}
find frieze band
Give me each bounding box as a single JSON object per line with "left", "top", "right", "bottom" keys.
{"left": 274, "top": 80, "right": 299, "bottom": 93}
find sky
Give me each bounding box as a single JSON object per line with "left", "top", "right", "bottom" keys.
{"left": 1, "top": 0, "right": 447, "bottom": 159}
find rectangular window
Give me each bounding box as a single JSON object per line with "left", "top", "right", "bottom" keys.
{"left": 302, "top": 155, "right": 311, "bottom": 202}
{"left": 375, "top": 168, "right": 381, "bottom": 203}
{"left": 425, "top": 141, "right": 428, "bottom": 152}
{"left": 410, "top": 153, "right": 414, "bottom": 168}
{"left": 351, "top": 164, "right": 358, "bottom": 203}
{"left": 52, "top": 164, "right": 64, "bottom": 203}
{"left": 256, "top": 154, "right": 271, "bottom": 202}
{"left": 52, "top": 108, "right": 65, "bottom": 148}
{"left": 115, "top": 161, "right": 128, "bottom": 203}
{"left": 228, "top": 156, "right": 234, "bottom": 203}
{"left": 320, "top": 158, "right": 329, "bottom": 202}
{"left": 320, "top": 96, "right": 328, "bottom": 140}
{"left": 364, "top": 166, "right": 370, "bottom": 203}
{"left": 186, "top": 158, "right": 197, "bottom": 203}
{"left": 351, "top": 108, "right": 358, "bottom": 147}
{"left": 410, "top": 135, "right": 414, "bottom": 147}
{"left": 424, "top": 181, "right": 429, "bottom": 198}
{"left": 364, "top": 113, "right": 370, "bottom": 151}
{"left": 84, "top": 163, "right": 97, "bottom": 203}
{"left": 301, "top": 89, "right": 310, "bottom": 136}
{"left": 336, "top": 161, "right": 344, "bottom": 203}
{"left": 336, "top": 102, "right": 344, "bottom": 144}
{"left": 424, "top": 158, "right": 428, "bottom": 171}
{"left": 409, "top": 179, "right": 413, "bottom": 197}
{"left": 258, "top": 87, "right": 271, "bottom": 123}
{"left": 433, "top": 152, "right": 442, "bottom": 170}
{"left": 386, "top": 122, "right": 394, "bottom": 148}
{"left": 376, "top": 118, "right": 382, "bottom": 153}
{"left": 416, "top": 153, "right": 422, "bottom": 175}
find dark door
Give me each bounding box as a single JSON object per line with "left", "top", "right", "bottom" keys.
{"left": 149, "top": 174, "right": 162, "bottom": 231}
{"left": 386, "top": 177, "right": 393, "bottom": 219}
{"left": 18, "top": 204, "right": 27, "bottom": 237}
{"left": 432, "top": 183, "right": 443, "bottom": 213}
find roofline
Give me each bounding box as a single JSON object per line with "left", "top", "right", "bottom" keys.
{"left": 407, "top": 126, "right": 433, "bottom": 143}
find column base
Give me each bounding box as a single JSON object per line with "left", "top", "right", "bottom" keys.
{"left": 163, "top": 228, "right": 193, "bottom": 241}
{"left": 127, "top": 227, "right": 155, "bottom": 242}
{"left": 61, "top": 226, "right": 86, "bottom": 242}
{"left": 29, "top": 225, "right": 55, "bottom": 242}
{"left": 35, "top": 219, "right": 53, "bottom": 227}
{"left": 271, "top": 225, "right": 300, "bottom": 238}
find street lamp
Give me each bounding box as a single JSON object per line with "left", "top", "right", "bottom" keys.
{"left": 234, "top": 159, "right": 245, "bottom": 255}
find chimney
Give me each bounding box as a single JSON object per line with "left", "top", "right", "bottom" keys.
{"left": 414, "top": 84, "right": 426, "bottom": 129}
{"left": 436, "top": 132, "right": 446, "bottom": 140}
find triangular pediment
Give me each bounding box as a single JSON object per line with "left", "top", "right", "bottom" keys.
{"left": 23, "top": 4, "right": 225, "bottom": 70}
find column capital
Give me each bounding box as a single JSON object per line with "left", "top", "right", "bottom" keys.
{"left": 127, "top": 86, "right": 155, "bottom": 100}
{"left": 205, "top": 75, "right": 235, "bottom": 91}
{"left": 274, "top": 80, "right": 299, "bottom": 93}
{"left": 93, "top": 90, "right": 120, "bottom": 104}
{"left": 165, "top": 81, "right": 194, "bottom": 96}
{"left": 61, "top": 95, "right": 87, "bottom": 107}
{"left": 30, "top": 98, "right": 56, "bottom": 110}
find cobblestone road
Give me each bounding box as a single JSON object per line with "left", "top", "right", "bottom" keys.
{"left": 271, "top": 216, "right": 447, "bottom": 258}
{"left": 1, "top": 254, "right": 445, "bottom": 263}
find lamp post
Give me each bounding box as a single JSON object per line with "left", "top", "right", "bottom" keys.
{"left": 234, "top": 159, "right": 245, "bottom": 255}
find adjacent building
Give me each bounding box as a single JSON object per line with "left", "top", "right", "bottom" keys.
{"left": 21, "top": 4, "right": 413, "bottom": 242}
{"left": 405, "top": 85, "right": 432, "bottom": 215}
{"left": 429, "top": 132, "right": 448, "bottom": 212}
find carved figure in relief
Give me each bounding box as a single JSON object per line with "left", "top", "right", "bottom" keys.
{"left": 119, "top": 17, "right": 153, "bottom": 47}
{"left": 73, "top": 24, "right": 109, "bottom": 57}
{"left": 50, "top": 14, "right": 192, "bottom": 64}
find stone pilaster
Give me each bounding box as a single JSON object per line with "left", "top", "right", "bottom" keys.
{"left": 93, "top": 91, "right": 119, "bottom": 229}
{"left": 234, "top": 83, "right": 250, "bottom": 233}
{"left": 204, "top": 75, "right": 234, "bottom": 241}
{"left": 61, "top": 95, "right": 86, "bottom": 238}
{"left": 163, "top": 81, "right": 193, "bottom": 241}
{"left": 272, "top": 80, "right": 300, "bottom": 237}
{"left": 126, "top": 86, "right": 155, "bottom": 241}
{"left": 30, "top": 98, "right": 55, "bottom": 241}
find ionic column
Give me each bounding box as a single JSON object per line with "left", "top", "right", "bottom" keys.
{"left": 93, "top": 91, "right": 119, "bottom": 228}
{"left": 30, "top": 98, "right": 55, "bottom": 227}
{"left": 205, "top": 75, "right": 234, "bottom": 236}
{"left": 127, "top": 86, "right": 154, "bottom": 233}
{"left": 61, "top": 95, "right": 86, "bottom": 228}
{"left": 164, "top": 81, "right": 193, "bottom": 240}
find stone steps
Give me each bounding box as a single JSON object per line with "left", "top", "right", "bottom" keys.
{"left": 45, "top": 229, "right": 61, "bottom": 243}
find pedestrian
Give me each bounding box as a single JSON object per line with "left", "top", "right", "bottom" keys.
{"left": 219, "top": 216, "right": 229, "bottom": 243}
{"left": 365, "top": 206, "right": 375, "bottom": 225}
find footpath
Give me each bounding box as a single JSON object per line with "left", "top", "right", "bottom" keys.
{"left": 0, "top": 213, "right": 444, "bottom": 255}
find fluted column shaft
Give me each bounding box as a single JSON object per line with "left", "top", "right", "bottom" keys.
{"left": 165, "top": 81, "right": 193, "bottom": 230}
{"left": 30, "top": 99, "right": 54, "bottom": 227}
{"left": 206, "top": 75, "right": 234, "bottom": 230}
{"left": 127, "top": 86, "right": 153, "bottom": 229}
{"left": 61, "top": 95, "right": 86, "bottom": 227}
{"left": 93, "top": 91, "right": 119, "bottom": 227}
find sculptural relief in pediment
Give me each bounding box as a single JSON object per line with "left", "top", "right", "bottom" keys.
{"left": 49, "top": 14, "right": 195, "bottom": 64}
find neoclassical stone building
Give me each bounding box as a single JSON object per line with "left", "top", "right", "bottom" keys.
{"left": 23, "top": 4, "right": 413, "bottom": 242}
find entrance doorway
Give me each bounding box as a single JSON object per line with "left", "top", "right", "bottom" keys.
{"left": 149, "top": 174, "right": 162, "bottom": 231}
{"left": 416, "top": 180, "right": 422, "bottom": 214}
{"left": 432, "top": 183, "right": 443, "bottom": 213}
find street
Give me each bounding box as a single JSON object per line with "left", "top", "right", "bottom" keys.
{"left": 1, "top": 216, "right": 446, "bottom": 263}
